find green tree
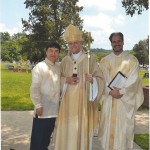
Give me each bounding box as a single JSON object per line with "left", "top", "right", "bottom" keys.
{"left": 1, "top": 32, "right": 28, "bottom": 62}
{"left": 122, "top": 0, "right": 149, "bottom": 16}
{"left": 15, "top": 33, "right": 29, "bottom": 61}
{"left": 93, "top": 52, "right": 108, "bottom": 62}
{"left": 1, "top": 32, "right": 11, "bottom": 42}
{"left": 1, "top": 41, "right": 21, "bottom": 62}
{"left": 133, "top": 37, "right": 149, "bottom": 66}
{"left": 22, "top": 0, "right": 84, "bottom": 62}
{"left": 11, "top": 32, "right": 27, "bottom": 40}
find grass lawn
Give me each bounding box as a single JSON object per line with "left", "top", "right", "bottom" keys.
{"left": 1, "top": 62, "right": 34, "bottom": 110}
{"left": 134, "top": 134, "right": 149, "bottom": 150}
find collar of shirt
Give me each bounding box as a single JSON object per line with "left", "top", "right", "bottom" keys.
{"left": 45, "top": 57, "right": 55, "bottom": 66}
{"left": 112, "top": 51, "right": 124, "bottom": 57}
{"left": 71, "top": 50, "right": 83, "bottom": 60}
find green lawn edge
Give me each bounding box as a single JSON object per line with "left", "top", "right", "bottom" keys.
{"left": 134, "top": 134, "right": 149, "bottom": 150}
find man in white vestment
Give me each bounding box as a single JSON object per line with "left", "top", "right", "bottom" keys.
{"left": 99, "top": 32, "right": 144, "bottom": 150}
{"left": 54, "top": 24, "right": 104, "bottom": 150}
{"left": 30, "top": 42, "right": 61, "bottom": 150}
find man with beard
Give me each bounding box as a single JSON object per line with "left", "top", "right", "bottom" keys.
{"left": 98, "top": 32, "right": 144, "bottom": 150}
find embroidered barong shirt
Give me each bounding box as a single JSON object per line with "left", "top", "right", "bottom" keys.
{"left": 30, "top": 58, "right": 60, "bottom": 118}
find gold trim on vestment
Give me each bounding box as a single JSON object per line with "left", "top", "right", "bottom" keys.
{"left": 109, "top": 99, "right": 117, "bottom": 150}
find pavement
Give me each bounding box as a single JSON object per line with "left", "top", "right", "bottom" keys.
{"left": 1, "top": 109, "right": 149, "bottom": 150}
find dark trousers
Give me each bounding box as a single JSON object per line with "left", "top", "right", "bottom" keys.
{"left": 30, "top": 116, "right": 56, "bottom": 150}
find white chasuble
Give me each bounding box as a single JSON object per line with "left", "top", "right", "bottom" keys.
{"left": 99, "top": 51, "right": 144, "bottom": 150}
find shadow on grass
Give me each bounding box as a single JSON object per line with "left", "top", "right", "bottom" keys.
{"left": 134, "top": 134, "right": 149, "bottom": 150}
{"left": 138, "top": 105, "right": 149, "bottom": 111}
{"left": 1, "top": 96, "right": 34, "bottom": 110}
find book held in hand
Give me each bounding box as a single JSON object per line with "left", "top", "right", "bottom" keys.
{"left": 108, "top": 71, "right": 127, "bottom": 90}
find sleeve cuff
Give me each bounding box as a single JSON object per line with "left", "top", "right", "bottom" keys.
{"left": 105, "top": 86, "right": 111, "bottom": 95}
{"left": 119, "top": 88, "right": 126, "bottom": 95}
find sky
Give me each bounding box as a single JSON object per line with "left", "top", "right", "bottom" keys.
{"left": 0, "top": 0, "right": 149, "bottom": 50}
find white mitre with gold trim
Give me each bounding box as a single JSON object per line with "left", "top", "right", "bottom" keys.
{"left": 64, "top": 24, "right": 82, "bottom": 42}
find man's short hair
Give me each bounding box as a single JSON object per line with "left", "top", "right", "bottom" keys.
{"left": 109, "top": 32, "right": 124, "bottom": 43}
{"left": 46, "top": 42, "right": 61, "bottom": 52}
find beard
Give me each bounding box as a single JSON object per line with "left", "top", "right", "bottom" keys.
{"left": 113, "top": 45, "right": 123, "bottom": 52}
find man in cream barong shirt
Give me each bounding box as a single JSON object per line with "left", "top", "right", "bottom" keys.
{"left": 99, "top": 32, "right": 144, "bottom": 150}
{"left": 54, "top": 24, "right": 104, "bottom": 150}
{"left": 30, "top": 42, "right": 61, "bottom": 150}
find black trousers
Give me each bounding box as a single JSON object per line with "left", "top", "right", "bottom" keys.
{"left": 30, "top": 116, "right": 56, "bottom": 150}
